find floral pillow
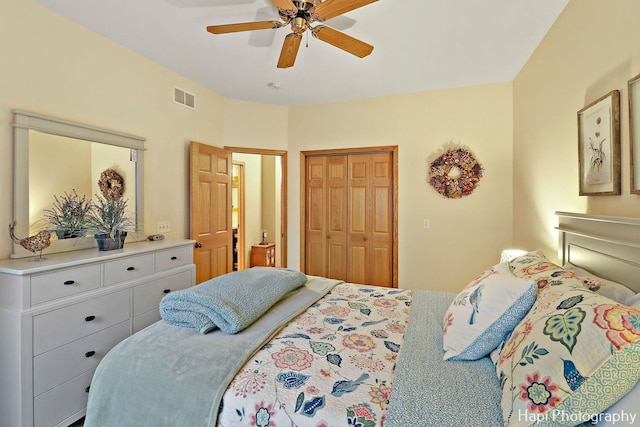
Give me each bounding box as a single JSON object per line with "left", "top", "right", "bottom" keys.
{"left": 442, "top": 262, "right": 537, "bottom": 361}
{"left": 509, "top": 251, "right": 585, "bottom": 292}
{"left": 494, "top": 284, "right": 640, "bottom": 426}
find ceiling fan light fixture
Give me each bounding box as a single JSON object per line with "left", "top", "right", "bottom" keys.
{"left": 291, "top": 17, "right": 307, "bottom": 33}
{"left": 206, "top": 0, "right": 378, "bottom": 68}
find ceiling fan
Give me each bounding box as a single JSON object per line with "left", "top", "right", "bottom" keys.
{"left": 206, "top": 0, "right": 377, "bottom": 68}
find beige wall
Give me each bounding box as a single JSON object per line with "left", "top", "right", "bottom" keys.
{"left": 1, "top": 0, "right": 514, "bottom": 291}
{"left": 11, "top": 0, "right": 633, "bottom": 294}
{"left": 287, "top": 83, "right": 514, "bottom": 291}
{"left": 28, "top": 133, "right": 92, "bottom": 232}
{"left": 513, "top": 0, "right": 640, "bottom": 262}
{"left": 1, "top": 0, "right": 227, "bottom": 258}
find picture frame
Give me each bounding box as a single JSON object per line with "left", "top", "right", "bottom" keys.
{"left": 629, "top": 73, "right": 640, "bottom": 194}
{"left": 577, "top": 90, "right": 620, "bottom": 196}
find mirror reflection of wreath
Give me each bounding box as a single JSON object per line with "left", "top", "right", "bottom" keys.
{"left": 429, "top": 147, "right": 483, "bottom": 199}
{"left": 98, "top": 168, "right": 125, "bottom": 201}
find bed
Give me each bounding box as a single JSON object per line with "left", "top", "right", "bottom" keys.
{"left": 84, "top": 212, "right": 640, "bottom": 427}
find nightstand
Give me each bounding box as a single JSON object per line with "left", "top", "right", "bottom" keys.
{"left": 250, "top": 243, "right": 276, "bottom": 267}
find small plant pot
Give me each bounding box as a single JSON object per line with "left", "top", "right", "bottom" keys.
{"left": 55, "top": 230, "right": 86, "bottom": 240}
{"left": 94, "top": 232, "right": 127, "bottom": 251}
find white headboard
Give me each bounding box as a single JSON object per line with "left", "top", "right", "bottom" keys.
{"left": 556, "top": 211, "right": 640, "bottom": 293}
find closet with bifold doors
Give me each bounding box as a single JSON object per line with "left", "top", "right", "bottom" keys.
{"left": 303, "top": 147, "right": 397, "bottom": 288}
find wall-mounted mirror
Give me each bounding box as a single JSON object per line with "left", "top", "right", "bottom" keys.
{"left": 12, "top": 110, "right": 145, "bottom": 258}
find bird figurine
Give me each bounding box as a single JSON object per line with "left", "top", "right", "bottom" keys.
{"left": 561, "top": 358, "right": 587, "bottom": 391}
{"left": 469, "top": 284, "right": 484, "bottom": 324}
{"left": 9, "top": 221, "right": 51, "bottom": 260}
{"left": 331, "top": 373, "right": 370, "bottom": 397}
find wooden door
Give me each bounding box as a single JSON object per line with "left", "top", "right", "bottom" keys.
{"left": 303, "top": 148, "right": 396, "bottom": 287}
{"left": 305, "top": 155, "right": 348, "bottom": 280}
{"left": 190, "top": 142, "right": 233, "bottom": 284}
{"left": 347, "top": 153, "right": 393, "bottom": 286}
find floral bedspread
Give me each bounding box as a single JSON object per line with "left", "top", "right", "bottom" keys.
{"left": 218, "top": 283, "right": 412, "bottom": 427}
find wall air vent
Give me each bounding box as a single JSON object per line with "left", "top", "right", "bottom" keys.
{"left": 173, "top": 87, "right": 195, "bottom": 110}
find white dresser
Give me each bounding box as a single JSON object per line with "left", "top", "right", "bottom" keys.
{"left": 0, "top": 239, "right": 195, "bottom": 427}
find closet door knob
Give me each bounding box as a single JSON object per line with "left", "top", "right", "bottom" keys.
{"left": 194, "top": 242, "right": 203, "bottom": 249}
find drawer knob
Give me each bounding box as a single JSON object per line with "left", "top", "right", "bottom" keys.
{"left": 126, "top": 266, "right": 135, "bottom": 271}
{"left": 163, "top": 289, "right": 171, "bottom": 294}
{"left": 63, "top": 280, "right": 75, "bottom": 285}
{"left": 85, "top": 315, "right": 96, "bottom": 322}
{"left": 85, "top": 350, "right": 96, "bottom": 357}
{"left": 85, "top": 386, "right": 91, "bottom": 393}
{"left": 170, "top": 256, "right": 178, "bottom": 260}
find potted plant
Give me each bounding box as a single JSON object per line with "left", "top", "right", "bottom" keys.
{"left": 86, "top": 195, "right": 135, "bottom": 251}
{"left": 43, "top": 190, "right": 92, "bottom": 239}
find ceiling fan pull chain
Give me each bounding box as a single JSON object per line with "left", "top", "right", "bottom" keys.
{"left": 305, "top": 30, "right": 309, "bottom": 48}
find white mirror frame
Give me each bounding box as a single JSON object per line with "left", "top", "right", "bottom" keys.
{"left": 12, "top": 110, "right": 145, "bottom": 258}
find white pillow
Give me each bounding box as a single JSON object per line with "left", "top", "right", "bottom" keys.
{"left": 563, "top": 262, "right": 636, "bottom": 303}
{"left": 442, "top": 262, "right": 537, "bottom": 361}
{"left": 626, "top": 293, "right": 640, "bottom": 309}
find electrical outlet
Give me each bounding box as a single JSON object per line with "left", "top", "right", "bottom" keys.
{"left": 157, "top": 221, "right": 170, "bottom": 233}
{"left": 423, "top": 219, "right": 430, "bottom": 229}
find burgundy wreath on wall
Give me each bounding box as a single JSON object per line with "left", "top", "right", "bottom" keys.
{"left": 428, "top": 148, "right": 484, "bottom": 198}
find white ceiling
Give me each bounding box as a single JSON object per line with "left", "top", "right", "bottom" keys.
{"left": 34, "top": 0, "right": 568, "bottom": 107}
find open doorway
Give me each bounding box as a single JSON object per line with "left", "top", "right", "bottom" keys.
{"left": 227, "top": 147, "right": 287, "bottom": 269}
{"left": 232, "top": 161, "right": 245, "bottom": 270}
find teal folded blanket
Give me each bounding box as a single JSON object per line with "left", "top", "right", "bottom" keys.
{"left": 160, "top": 267, "right": 308, "bottom": 334}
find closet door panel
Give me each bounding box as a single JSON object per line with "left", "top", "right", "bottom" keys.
{"left": 307, "top": 242, "right": 325, "bottom": 277}
{"left": 327, "top": 243, "right": 346, "bottom": 280}
{"left": 306, "top": 157, "right": 327, "bottom": 276}
{"left": 369, "top": 153, "right": 393, "bottom": 286}
{"left": 303, "top": 149, "right": 395, "bottom": 287}
{"left": 373, "top": 186, "right": 390, "bottom": 233}
{"left": 348, "top": 245, "right": 367, "bottom": 285}
{"left": 326, "top": 156, "right": 347, "bottom": 280}
{"left": 348, "top": 186, "right": 367, "bottom": 233}
{"left": 370, "top": 247, "right": 392, "bottom": 287}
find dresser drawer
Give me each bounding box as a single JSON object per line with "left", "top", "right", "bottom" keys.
{"left": 33, "top": 321, "right": 130, "bottom": 396}
{"left": 104, "top": 254, "right": 154, "bottom": 285}
{"left": 132, "top": 270, "right": 193, "bottom": 316}
{"left": 33, "top": 369, "right": 94, "bottom": 427}
{"left": 33, "top": 289, "right": 130, "bottom": 355}
{"left": 133, "top": 309, "right": 161, "bottom": 333}
{"left": 155, "top": 245, "right": 192, "bottom": 272}
{"left": 31, "top": 264, "right": 101, "bottom": 305}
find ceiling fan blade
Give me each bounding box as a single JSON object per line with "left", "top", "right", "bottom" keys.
{"left": 270, "top": 0, "right": 298, "bottom": 15}
{"left": 277, "top": 33, "right": 302, "bottom": 68}
{"left": 312, "top": 25, "right": 373, "bottom": 58}
{"left": 207, "top": 21, "right": 283, "bottom": 34}
{"left": 311, "top": 0, "right": 377, "bottom": 21}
